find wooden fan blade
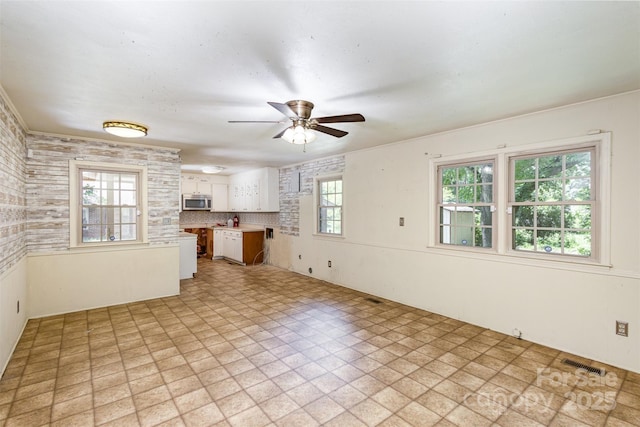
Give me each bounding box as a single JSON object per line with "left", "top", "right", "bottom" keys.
{"left": 313, "top": 125, "right": 348, "bottom": 138}
{"left": 228, "top": 120, "right": 286, "bottom": 123}
{"left": 272, "top": 127, "right": 290, "bottom": 139}
{"left": 267, "top": 102, "right": 298, "bottom": 118}
{"left": 314, "top": 113, "right": 365, "bottom": 124}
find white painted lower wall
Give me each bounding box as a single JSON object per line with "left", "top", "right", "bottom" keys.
{"left": 0, "top": 256, "right": 28, "bottom": 374}
{"left": 27, "top": 245, "right": 180, "bottom": 318}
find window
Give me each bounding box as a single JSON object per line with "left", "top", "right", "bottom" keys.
{"left": 438, "top": 160, "right": 495, "bottom": 248}
{"left": 430, "top": 133, "right": 610, "bottom": 265}
{"left": 509, "top": 148, "right": 595, "bottom": 258}
{"left": 69, "top": 160, "right": 148, "bottom": 247}
{"left": 317, "top": 177, "right": 343, "bottom": 235}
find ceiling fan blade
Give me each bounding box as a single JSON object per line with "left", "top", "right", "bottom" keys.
{"left": 314, "top": 113, "right": 365, "bottom": 124}
{"left": 228, "top": 120, "right": 286, "bottom": 123}
{"left": 313, "top": 124, "right": 348, "bottom": 138}
{"left": 272, "top": 127, "right": 290, "bottom": 139}
{"left": 267, "top": 102, "right": 299, "bottom": 118}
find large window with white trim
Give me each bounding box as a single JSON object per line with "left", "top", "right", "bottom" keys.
{"left": 438, "top": 160, "right": 495, "bottom": 248}
{"left": 431, "top": 133, "right": 609, "bottom": 265}
{"left": 70, "top": 160, "right": 148, "bottom": 247}
{"left": 317, "top": 177, "right": 343, "bottom": 235}
{"left": 509, "top": 148, "right": 595, "bottom": 258}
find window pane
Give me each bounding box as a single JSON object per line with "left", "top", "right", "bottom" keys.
{"left": 536, "top": 206, "right": 562, "bottom": 228}
{"left": 476, "top": 184, "right": 493, "bottom": 203}
{"left": 514, "top": 182, "right": 535, "bottom": 202}
{"left": 101, "top": 173, "right": 119, "bottom": 189}
{"left": 538, "top": 155, "right": 563, "bottom": 179}
{"left": 82, "top": 225, "right": 102, "bottom": 243}
{"left": 513, "top": 205, "right": 534, "bottom": 227}
{"left": 564, "top": 205, "right": 591, "bottom": 229}
{"left": 442, "top": 186, "right": 456, "bottom": 203}
{"left": 440, "top": 225, "right": 451, "bottom": 244}
{"left": 457, "top": 185, "right": 474, "bottom": 203}
{"left": 120, "top": 174, "right": 137, "bottom": 190}
{"left": 120, "top": 190, "right": 136, "bottom": 206}
{"left": 565, "top": 231, "right": 591, "bottom": 256}
{"left": 442, "top": 168, "right": 457, "bottom": 185}
{"left": 477, "top": 164, "right": 493, "bottom": 183}
{"left": 514, "top": 228, "right": 533, "bottom": 251}
{"left": 457, "top": 166, "right": 474, "bottom": 184}
{"left": 121, "top": 224, "right": 137, "bottom": 241}
{"left": 514, "top": 158, "right": 536, "bottom": 180}
{"left": 538, "top": 179, "right": 562, "bottom": 202}
{"left": 475, "top": 228, "right": 492, "bottom": 247}
{"left": 475, "top": 206, "right": 492, "bottom": 226}
{"left": 566, "top": 152, "right": 591, "bottom": 177}
{"left": 565, "top": 178, "right": 591, "bottom": 201}
{"left": 536, "top": 230, "right": 561, "bottom": 253}
{"left": 82, "top": 207, "right": 102, "bottom": 225}
{"left": 121, "top": 207, "right": 137, "bottom": 223}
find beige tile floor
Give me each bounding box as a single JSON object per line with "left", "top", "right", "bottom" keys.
{"left": 1, "top": 259, "right": 639, "bottom": 427}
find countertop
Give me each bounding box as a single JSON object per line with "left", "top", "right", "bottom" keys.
{"left": 180, "top": 225, "right": 266, "bottom": 233}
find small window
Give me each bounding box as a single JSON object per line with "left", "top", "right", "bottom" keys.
{"left": 509, "top": 148, "right": 595, "bottom": 258}
{"left": 318, "top": 177, "right": 343, "bottom": 235}
{"left": 437, "top": 160, "right": 495, "bottom": 248}
{"left": 70, "top": 160, "right": 147, "bottom": 247}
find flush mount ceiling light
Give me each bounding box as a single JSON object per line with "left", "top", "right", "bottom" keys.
{"left": 202, "top": 166, "right": 224, "bottom": 174}
{"left": 103, "top": 121, "right": 148, "bottom": 138}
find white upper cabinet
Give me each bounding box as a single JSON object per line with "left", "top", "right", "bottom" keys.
{"left": 229, "top": 167, "right": 279, "bottom": 212}
{"left": 211, "top": 183, "right": 228, "bottom": 211}
{"left": 181, "top": 173, "right": 228, "bottom": 211}
{"left": 181, "top": 175, "right": 212, "bottom": 195}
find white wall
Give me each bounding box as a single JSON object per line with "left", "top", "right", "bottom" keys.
{"left": 27, "top": 245, "right": 180, "bottom": 318}
{"left": 0, "top": 258, "right": 28, "bottom": 373}
{"left": 273, "top": 91, "right": 640, "bottom": 373}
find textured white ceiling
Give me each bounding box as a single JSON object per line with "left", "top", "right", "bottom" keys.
{"left": 1, "top": 1, "right": 639, "bottom": 174}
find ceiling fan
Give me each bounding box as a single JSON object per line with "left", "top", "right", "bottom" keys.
{"left": 229, "top": 100, "right": 365, "bottom": 149}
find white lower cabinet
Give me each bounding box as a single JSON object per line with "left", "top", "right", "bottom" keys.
{"left": 178, "top": 232, "right": 197, "bottom": 279}
{"left": 213, "top": 229, "right": 224, "bottom": 258}
{"left": 223, "top": 230, "right": 243, "bottom": 263}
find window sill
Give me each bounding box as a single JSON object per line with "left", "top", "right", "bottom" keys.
{"left": 312, "top": 233, "right": 345, "bottom": 240}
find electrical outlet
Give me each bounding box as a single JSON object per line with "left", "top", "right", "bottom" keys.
{"left": 399, "top": 217, "right": 405, "bottom": 226}
{"left": 616, "top": 321, "right": 628, "bottom": 337}
{"left": 328, "top": 260, "right": 332, "bottom": 268}
{"left": 162, "top": 217, "right": 171, "bottom": 225}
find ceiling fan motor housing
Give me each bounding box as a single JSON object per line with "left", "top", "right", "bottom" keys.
{"left": 286, "top": 100, "right": 314, "bottom": 119}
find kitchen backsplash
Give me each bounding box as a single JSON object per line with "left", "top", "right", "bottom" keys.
{"left": 179, "top": 210, "right": 280, "bottom": 227}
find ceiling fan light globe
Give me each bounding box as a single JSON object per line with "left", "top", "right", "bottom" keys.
{"left": 292, "top": 133, "right": 307, "bottom": 145}
{"left": 281, "top": 128, "right": 295, "bottom": 143}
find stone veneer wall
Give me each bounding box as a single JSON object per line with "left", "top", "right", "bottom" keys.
{"left": 26, "top": 135, "right": 181, "bottom": 252}
{"left": 278, "top": 156, "right": 345, "bottom": 236}
{"left": 0, "top": 95, "right": 27, "bottom": 275}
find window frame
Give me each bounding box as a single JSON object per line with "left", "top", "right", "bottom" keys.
{"left": 507, "top": 146, "right": 597, "bottom": 260}
{"left": 436, "top": 157, "right": 497, "bottom": 251}
{"left": 69, "top": 160, "right": 148, "bottom": 248}
{"left": 314, "top": 174, "right": 344, "bottom": 237}
{"left": 428, "top": 133, "right": 611, "bottom": 267}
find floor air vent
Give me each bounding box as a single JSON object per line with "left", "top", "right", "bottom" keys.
{"left": 364, "top": 297, "right": 383, "bottom": 304}
{"left": 561, "top": 358, "right": 605, "bottom": 376}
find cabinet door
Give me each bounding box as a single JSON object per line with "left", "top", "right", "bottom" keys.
{"left": 213, "top": 230, "right": 224, "bottom": 257}
{"left": 206, "top": 229, "right": 213, "bottom": 259}
{"left": 181, "top": 179, "right": 198, "bottom": 195}
{"left": 211, "top": 183, "right": 228, "bottom": 211}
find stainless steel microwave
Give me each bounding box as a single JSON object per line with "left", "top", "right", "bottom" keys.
{"left": 182, "top": 194, "right": 212, "bottom": 210}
